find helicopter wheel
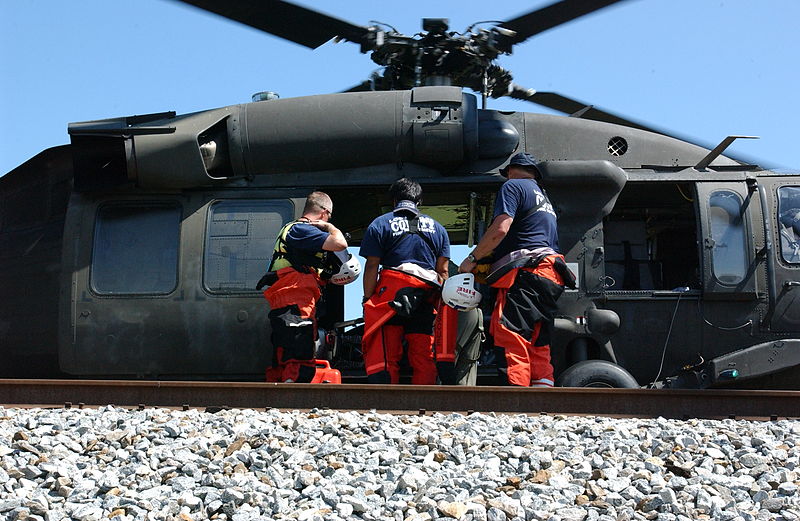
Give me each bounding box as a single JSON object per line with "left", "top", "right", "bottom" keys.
{"left": 556, "top": 360, "right": 639, "bottom": 388}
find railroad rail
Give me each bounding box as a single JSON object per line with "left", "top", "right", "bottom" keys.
{"left": 1, "top": 379, "right": 798, "bottom": 420}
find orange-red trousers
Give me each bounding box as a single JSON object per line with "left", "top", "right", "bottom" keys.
{"left": 362, "top": 270, "right": 437, "bottom": 384}
{"left": 263, "top": 267, "right": 322, "bottom": 383}
{"left": 434, "top": 304, "right": 459, "bottom": 365}
{"left": 490, "top": 255, "right": 565, "bottom": 387}
{"left": 432, "top": 303, "right": 462, "bottom": 385}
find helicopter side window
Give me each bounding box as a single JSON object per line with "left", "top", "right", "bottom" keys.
{"left": 204, "top": 200, "right": 293, "bottom": 293}
{"left": 708, "top": 190, "right": 748, "bottom": 285}
{"left": 778, "top": 186, "right": 800, "bottom": 264}
{"left": 91, "top": 204, "right": 180, "bottom": 295}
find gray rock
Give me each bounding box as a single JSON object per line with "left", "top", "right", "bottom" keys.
{"left": 467, "top": 502, "right": 487, "bottom": 521}
{"left": 761, "top": 497, "right": 785, "bottom": 512}
{"left": 659, "top": 488, "right": 678, "bottom": 505}
{"left": 637, "top": 495, "right": 663, "bottom": 512}
{"left": 0, "top": 499, "right": 22, "bottom": 513}
{"left": 222, "top": 488, "right": 246, "bottom": 505}
{"left": 740, "top": 454, "right": 766, "bottom": 468}
{"left": 399, "top": 467, "right": 429, "bottom": 491}
{"left": 206, "top": 499, "right": 223, "bottom": 516}
{"left": 336, "top": 502, "right": 354, "bottom": 517}
{"left": 0, "top": 408, "right": 796, "bottom": 521}
{"left": 342, "top": 494, "right": 370, "bottom": 513}
{"left": 559, "top": 508, "right": 588, "bottom": 521}
{"left": 487, "top": 507, "right": 507, "bottom": 521}
{"left": 70, "top": 505, "right": 104, "bottom": 521}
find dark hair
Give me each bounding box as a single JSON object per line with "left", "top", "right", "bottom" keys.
{"left": 389, "top": 178, "right": 422, "bottom": 204}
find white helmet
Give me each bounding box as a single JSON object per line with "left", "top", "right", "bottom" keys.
{"left": 442, "top": 273, "right": 482, "bottom": 311}
{"left": 329, "top": 251, "right": 362, "bottom": 285}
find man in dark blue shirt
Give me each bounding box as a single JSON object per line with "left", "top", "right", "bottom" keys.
{"left": 360, "top": 178, "right": 450, "bottom": 383}
{"left": 459, "top": 152, "right": 571, "bottom": 387}
{"left": 491, "top": 173, "right": 559, "bottom": 260}
{"left": 264, "top": 191, "right": 348, "bottom": 382}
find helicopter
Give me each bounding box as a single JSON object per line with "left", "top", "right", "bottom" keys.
{"left": 1, "top": 0, "right": 799, "bottom": 389}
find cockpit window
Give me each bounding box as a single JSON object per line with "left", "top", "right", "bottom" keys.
{"left": 204, "top": 200, "right": 293, "bottom": 293}
{"left": 778, "top": 186, "right": 800, "bottom": 264}
{"left": 708, "top": 190, "right": 748, "bottom": 285}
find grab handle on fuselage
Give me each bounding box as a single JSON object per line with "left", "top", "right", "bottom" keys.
{"left": 755, "top": 182, "right": 778, "bottom": 327}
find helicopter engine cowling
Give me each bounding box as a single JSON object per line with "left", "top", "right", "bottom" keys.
{"left": 68, "top": 87, "right": 484, "bottom": 190}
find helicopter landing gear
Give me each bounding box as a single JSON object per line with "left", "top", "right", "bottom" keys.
{"left": 556, "top": 359, "right": 639, "bottom": 388}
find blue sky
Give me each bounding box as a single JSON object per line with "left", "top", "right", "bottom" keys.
{"left": 2, "top": 0, "right": 799, "bottom": 176}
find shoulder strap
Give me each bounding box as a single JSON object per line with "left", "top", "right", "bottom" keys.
{"left": 389, "top": 215, "right": 439, "bottom": 256}
{"left": 408, "top": 216, "right": 439, "bottom": 254}
{"left": 269, "top": 219, "right": 325, "bottom": 271}
{"left": 519, "top": 186, "right": 550, "bottom": 220}
{"left": 269, "top": 219, "right": 300, "bottom": 266}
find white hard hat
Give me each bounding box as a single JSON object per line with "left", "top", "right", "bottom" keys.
{"left": 330, "top": 251, "right": 362, "bottom": 285}
{"left": 442, "top": 273, "right": 482, "bottom": 311}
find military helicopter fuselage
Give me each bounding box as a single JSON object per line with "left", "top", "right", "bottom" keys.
{"left": 1, "top": 86, "right": 798, "bottom": 388}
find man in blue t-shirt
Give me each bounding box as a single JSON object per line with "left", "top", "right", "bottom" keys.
{"left": 459, "top": 152, "right": 572, "bottom": 387}
{"left": 360, "top": 178, "right": 450, "bottom": 384}
{"left": 263, "top": 191, "right": 348, "bottom": 383}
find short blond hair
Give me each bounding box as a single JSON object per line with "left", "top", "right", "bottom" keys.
{"left": 303, "top": 191, "right": 332, "bottom": 215}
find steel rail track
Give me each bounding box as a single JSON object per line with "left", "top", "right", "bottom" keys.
{"left": 1, "top": 379, "right": 798, "bottom": 420}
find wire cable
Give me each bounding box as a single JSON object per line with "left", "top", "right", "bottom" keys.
{"left": 649, "top": 288, "right": 688, "bottom": 387}
{"left": 676, "top": 184, "right": 694, "bottom": 202}
{"left": 696, "top": 299, "right": 752, "bottom": 331}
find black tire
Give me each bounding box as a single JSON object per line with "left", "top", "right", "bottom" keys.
{"left": 556, "top": 360, "right": 639, "bottom": 388}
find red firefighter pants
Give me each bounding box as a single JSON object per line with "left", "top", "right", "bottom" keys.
{"left": 362, "top": 270, "right": 437, "bottom": 384}
{"left": 490, "top": 255, "right": 565, "bottom": 387}
{"left": 263, "top": 268, "right": 322, "bottom": 383}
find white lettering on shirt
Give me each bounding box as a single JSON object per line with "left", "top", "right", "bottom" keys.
{"left": 534, "top": 192, "right": 556, "bottom": 217}
{"left": 389, "top": 216, "right": 410, "bottom": 236}
{"left": 418, "top": 216, "right": 435, "bottom": 233}
{"left": 389, "top": 216, "right": 437, "bottom": 236}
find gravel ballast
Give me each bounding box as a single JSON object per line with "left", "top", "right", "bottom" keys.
{"left": 0, "top": 406, "right": 798, "bottom": 521}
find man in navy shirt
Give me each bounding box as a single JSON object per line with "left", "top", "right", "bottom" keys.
{"left": 360, "top": 178, "right": 450, "bottom": 384}
{"left": 459, "top": 153, "right": 571, "bottom": 387}
{"left": 263, "top": 191, "right": 347, "bottom": 382}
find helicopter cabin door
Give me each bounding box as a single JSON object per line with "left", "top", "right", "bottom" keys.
{"left": 759, "top": 180, "right": 800, "bottom": 332}
{"left": 695, "top": 182, "right": 760, "bottom": 299}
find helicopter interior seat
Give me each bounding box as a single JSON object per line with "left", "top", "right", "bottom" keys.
{"left": 603, "top": 220, "right": 662, "bottom": 291}
{"left": 602, "top": 182, "right": 700, "bottom": 292}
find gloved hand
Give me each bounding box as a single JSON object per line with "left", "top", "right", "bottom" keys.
{"left": 255, "top": 271, "right": 278, "bottom": 290}
{"left": 388, "top": 288, "right": 427, "bottom": 317}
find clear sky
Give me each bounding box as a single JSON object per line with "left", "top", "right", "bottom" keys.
{"left": 2, "top": 0, "right": 799, "bottom": 176}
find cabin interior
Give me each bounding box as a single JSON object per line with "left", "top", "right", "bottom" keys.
{"left": 602, "top": 181, "right": 699, "bottom": 292}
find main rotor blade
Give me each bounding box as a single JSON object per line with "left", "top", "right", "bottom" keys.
{"left": 178, "top": 0, "right": 369, "bottom": 49}
{"left": 500, "top": 0, "right": 628, "bottom": 45}
{"left": 341, "top": 80, "right": 375, "bottom": 93}
{"left": 506, "top": 85, "right": 763, "bottom": 166}
{"left": 508, "top": 87, "right": 656, "bottom": 132}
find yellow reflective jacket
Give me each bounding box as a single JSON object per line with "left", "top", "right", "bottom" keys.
{"left": 269, "top": 219, "right": 327, "bottom": 273}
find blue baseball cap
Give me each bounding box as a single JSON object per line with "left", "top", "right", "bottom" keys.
{"left": 393, "top": 199, "right": 420, "bottom": 216}
{"left": 500, "top": 152, "right": 540, "bottom": 177}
